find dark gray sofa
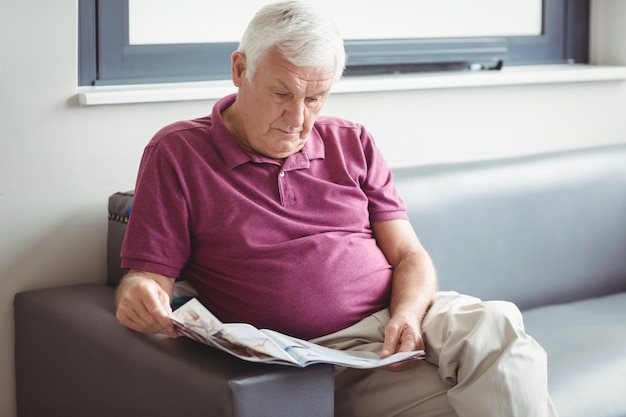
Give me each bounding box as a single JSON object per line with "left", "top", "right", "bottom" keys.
{"left": 14, "top": 144, "right": 626, "bottom": 417}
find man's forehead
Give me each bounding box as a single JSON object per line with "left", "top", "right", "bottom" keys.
{"left": 259, "top": 50, "right": 334, "bottom": 83}
{"left": 275, "top": 78, "right": 332, "bottom": 96}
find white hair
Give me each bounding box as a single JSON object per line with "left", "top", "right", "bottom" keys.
{"left": 237, "top": 1, "right": 346, "bottom": 83}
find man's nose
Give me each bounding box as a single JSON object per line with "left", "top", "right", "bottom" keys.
{"left": 283, "top": 99, "right": 305, "bottom": 128}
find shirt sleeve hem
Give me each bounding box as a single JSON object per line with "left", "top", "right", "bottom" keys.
{"left": 370, "top": 210, "right": 409, "bottom": 223}
{"left": 120, "top": 258, "right": 182, "bottom": 279}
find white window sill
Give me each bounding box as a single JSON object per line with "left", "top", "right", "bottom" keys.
{"left": 77, "top": 64, "right": 626, "bottom": 106}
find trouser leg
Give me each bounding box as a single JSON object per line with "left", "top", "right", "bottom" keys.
{"left": 312, "top": 309, "right": 456, "bottom": 417}
{"left": 333, "top": 361, "right": 455, "bottom": 417}
{"left": 311, "top": 291, "right": 558, "bottom": 417}
{"left": 422, "top": 291, "right": 559, "bottom": 417}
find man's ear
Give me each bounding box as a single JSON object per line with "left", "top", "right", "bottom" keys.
{"left": 231, "top": 51, "right": 247, "bottom": 87}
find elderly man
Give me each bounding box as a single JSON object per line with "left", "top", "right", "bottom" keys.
{"left": 115, "top": 2, "right": 558, "bottom": 416}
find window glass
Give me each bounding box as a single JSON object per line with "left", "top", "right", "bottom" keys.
{"left": 128, "top": 0, "right": 542, "bottom": 45}
{"left": 78, "top": 0, "right": 589, "bottom": 86}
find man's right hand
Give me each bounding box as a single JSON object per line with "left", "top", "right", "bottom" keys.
{"left": 115, "top": 269, "right": 179, "bottom": 338}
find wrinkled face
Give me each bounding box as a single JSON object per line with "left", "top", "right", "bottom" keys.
{"left": 228, "top": 48, "right": 336, "bottom": 160}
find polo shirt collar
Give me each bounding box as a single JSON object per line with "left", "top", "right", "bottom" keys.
{"left": 212, "top": 94, "right": 325, "bottom": 171}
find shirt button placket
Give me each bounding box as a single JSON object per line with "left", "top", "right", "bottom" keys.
{"left": 277, "top": 170, "right": 296, "bottom": 206}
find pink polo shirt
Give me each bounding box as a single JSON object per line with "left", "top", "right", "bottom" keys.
{"left": 121, "top": 94, "right": 408, "bottom": 340}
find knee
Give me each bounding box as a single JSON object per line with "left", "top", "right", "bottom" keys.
{"left": 475, "top": 300, "right": 526, "bottom": 339}
{"left": 482, "top": 300, "right": 523, "bottom": 324}
{"left": 424, "top": 294, "right": 535, "bottom": 355}
{"left": 468, "top": 301, "right": 549, "bottom": 377}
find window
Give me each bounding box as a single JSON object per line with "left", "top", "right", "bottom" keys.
{"left": 78, "top": 0, "right": 590, "bottom": 86}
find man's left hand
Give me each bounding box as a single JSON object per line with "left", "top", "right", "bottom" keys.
{"left": 380, "top": 312, "right": 425, "bottom": 372}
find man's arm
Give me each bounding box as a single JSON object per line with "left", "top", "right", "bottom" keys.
{"left": 115, "top": 269, "right": 178, "bottom": 338}
{"left": 372, "top": 219, "right": 438, "bottom": 369}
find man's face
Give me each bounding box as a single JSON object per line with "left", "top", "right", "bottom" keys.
{"left": 229, "top": 48, "right": 336, "bottom": 160}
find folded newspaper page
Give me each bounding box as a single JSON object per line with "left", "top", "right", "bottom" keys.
{"left": 170, "top": 298, "right": 424, "bottom": 368}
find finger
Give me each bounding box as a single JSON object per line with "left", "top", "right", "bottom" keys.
{"left": 125, "top": 302, "right": 177, "bottom": 337}
{"left": 115, "top": 306, "right": 138, "bottom": 330}
{"left": 413, "top": 333, "right": 426, "bottom": 351}
{"left": 138, "top": 289, "right": 175, "bottom": 334}
{"left": 397, "top": 333, "right": 419, "bottom": 353}
{"left": 115, "top": 294, "right": 148, "bottom": 330}
{"left": 380, "top": 322, "right": 402, "bottom": 358}
{"left": 155, "top": 290, "right": 179, "bottom": 338}
{"left": 131, "top": 303, "right": 163, "bottom": 333}
{"left": 117, "top": 285, "right": 172, "bottom": 335}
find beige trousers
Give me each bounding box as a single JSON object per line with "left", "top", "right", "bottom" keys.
{"left": 310, "top": 291, "right": 559, "bottom": 417}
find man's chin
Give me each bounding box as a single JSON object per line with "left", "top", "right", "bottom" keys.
{"left": 268, "top": 141, "right": 306, "bottom": 159}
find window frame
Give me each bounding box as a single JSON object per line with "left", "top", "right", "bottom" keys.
{"left": 78, "top": 0, "right": 590, "bottom": 86}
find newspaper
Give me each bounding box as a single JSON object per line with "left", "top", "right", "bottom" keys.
{"left": 170, "top": 298, "right": 424, "bottom": 368}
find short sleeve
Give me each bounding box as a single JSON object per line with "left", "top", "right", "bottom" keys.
{"left": 120, "top": 142, "right": 191, "bottom": 278}
{"left": 358, "top": 126, "right": 408, "bottom": 223}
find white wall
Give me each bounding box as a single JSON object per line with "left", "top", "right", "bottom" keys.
{"left": 1, "top": 1, "right": 625, "bottom": 416}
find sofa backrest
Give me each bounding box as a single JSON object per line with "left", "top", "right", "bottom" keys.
{"left": 107, "top": 145, "right": 626, "bottom": 310}
{"left": 393, "top": 144, "right": 626, "bottom": 310}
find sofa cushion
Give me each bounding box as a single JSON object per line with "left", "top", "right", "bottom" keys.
{"left": 523, "top": 292, "right": 626, "bottom": 417}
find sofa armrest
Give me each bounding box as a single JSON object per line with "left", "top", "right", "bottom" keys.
{"left": 14, "top": 284, "right": 334, "bottom": 417}
{"left": 107, "top": 190, "right": 133, "bottom": 287}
